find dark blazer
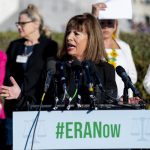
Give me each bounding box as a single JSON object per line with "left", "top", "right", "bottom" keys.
{"left": 4, "top": 35, "right": 58, "bottom": 117}
{"left": 43, "top": 60, "right": 118, "bottom": 107}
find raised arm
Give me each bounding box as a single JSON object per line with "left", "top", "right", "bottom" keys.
{"left": 91, "top": 2, "right": 107, "bottom": 18}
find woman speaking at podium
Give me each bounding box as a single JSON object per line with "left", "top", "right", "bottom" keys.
{"left": 44, "top": 13, "right": 118, "bottom": 107}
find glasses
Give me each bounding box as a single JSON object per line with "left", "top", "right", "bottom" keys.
{"left": 15, "top": 21, "right": 33, "bottom": 27}
{"left": 99, "top": 20, "right": 115, "bottom": 29}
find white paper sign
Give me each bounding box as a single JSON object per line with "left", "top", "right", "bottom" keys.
{"left": 98, "top": 0, "right": 132, "bottom": 19}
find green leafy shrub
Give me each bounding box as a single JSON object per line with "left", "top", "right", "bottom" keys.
{"left": 51, "top": 32, "right": 64, "bottom": 50}
{"left": 0, "top": 32, "right": 19, "bottom": 51}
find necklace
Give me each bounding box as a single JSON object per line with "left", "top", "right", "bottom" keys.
{"left": 106, "top": 48, "right": 118, "bottom": 68}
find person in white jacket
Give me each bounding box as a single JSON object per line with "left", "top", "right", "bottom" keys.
{"left": 92, "top": 2, "right": 137, "bottom": 98}
{"left": 143, "top": 65, "right": 150, "bottom": 95}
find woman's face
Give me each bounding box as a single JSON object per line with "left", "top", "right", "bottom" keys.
{"left": 16, "top": 14, "right": 39, "bottom": 38}
{"left": 99, "top": 20, "right": 117, "bottom": 39}
{"left": 66, "top": 27, "right": 88, "bottom": 61}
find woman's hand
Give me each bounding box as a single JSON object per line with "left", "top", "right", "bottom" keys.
{"left": 119, "top": 96, "right": 143, "bottom": 105}
{"left": 128, "top": 97, "right": 143, "bottom": 104}
{"left": 92, "top": 2, "right": 107, "bottom": 17}
{"left": 0, "top": 76, "right": 21, "bottom": 100}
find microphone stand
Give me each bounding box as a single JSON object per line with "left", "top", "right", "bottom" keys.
{"left": 82, "top": 61, "right": 97, "bottom": 110}
{"left": 93, "top": 71, "right": 117, "bottom": 105}
{"left": 87, "top": 83, "right": 97, "bottom": 110}
{"left": 89, "top": 93, "right": 97, "bottom": 110}
{"left": 53, "top": 76, "right": 59, "bottom": 110}
{"left": 123, "top": 82, "right": 129, "bottom": 104}
{"left": 74, "top": 82, "right": 81, "bottom": 108}
{"left": 75, "top": 71, "right": 82, "bottom": 109}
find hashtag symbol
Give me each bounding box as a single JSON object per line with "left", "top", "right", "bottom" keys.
{"left": 56, "top": 122, "right": 64, "bottom": 139}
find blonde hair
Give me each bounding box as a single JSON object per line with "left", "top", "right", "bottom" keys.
{"left": 112, "top": 20, "right": 119, "bottom": 39}
{"left": 19, "top": 4, "right": 50, "bottom": 37}
{"left": 42, "top": 25, "right": 52, "bottom": 38}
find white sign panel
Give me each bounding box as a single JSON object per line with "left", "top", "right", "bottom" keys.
{"left": 13, "top": 110, "right": 150, "bottom": 150}
{"left": 98, "top": 0, "right": 132, "bottom": 19}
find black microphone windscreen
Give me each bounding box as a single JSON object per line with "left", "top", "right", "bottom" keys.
{"left": 47, "top": 57, "right": 56, "bottom": 74}
{"left": 116, "top": 66, "right": 141, "bottom": 97}
{"left": 89, "top": 62, "right": 97, "bottom": 75}
{"left": 82, "top": 60, "right": 96, "bottom": 75}
{"left": 116, "top": 66, "right": 126, "bottom": 77}
{"left": 72, "top": 59, "right": 82, "bottom": 69}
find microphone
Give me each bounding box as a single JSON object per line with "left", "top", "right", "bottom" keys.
{"left": 71, "top": 59, "right": 82, "bottom": 87}
{"left": 57, "top": 61, "right": 73, "bottom": 110}
{"left": 40, "top": 57, "right": 56, "bottom": 103}
{"left": 44, "top": 57, "right": 57, "bottom": 93}
{"left": 71, "top": 59, "right": 82, "bottom": 107}
{"left": 82, "top": 60, "right": 97, "bottom": 109}
{"left": 82, "top": 60, "right": 94, "bottom": 92}
{"left": 116, "top": 66, "right": 141, "bottom": 97}
{"left": 90, "top": 62, "right": 104, "bottom": 92}
{"left": 56, "top": 61, "right": 67, "bottom": 91}
{"left": 89, "top": 61, "right": 118, "bottom": 104}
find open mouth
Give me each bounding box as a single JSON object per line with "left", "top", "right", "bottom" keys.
{"left": 67, "top": 43, "right": 76, "bottom": 51}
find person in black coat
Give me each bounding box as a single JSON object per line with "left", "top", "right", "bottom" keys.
{"left": 0, "top": 4, "right": 58, "bottom": 149}
{"left": 43, "top": 13, "right": 118, "bottom": 109}
{"left": 3, "top": 36, "right": 57, "bottom": 117}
